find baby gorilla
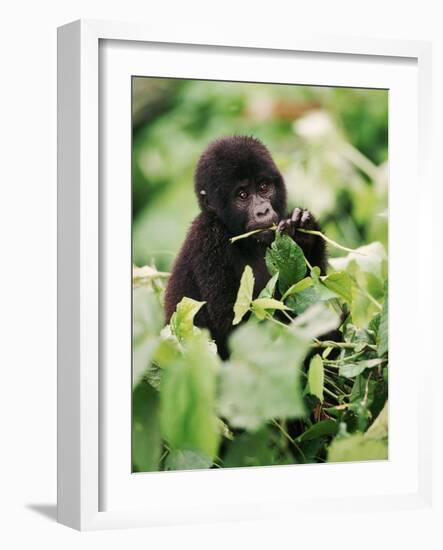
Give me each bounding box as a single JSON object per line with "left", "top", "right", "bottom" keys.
{"left": 164, "top": 136, "right": 326, "bottom": 358}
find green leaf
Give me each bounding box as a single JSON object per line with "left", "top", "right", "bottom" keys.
{"left": 253, "top": 298, "right": 290, "bottom": 310}
{"left": 132, "top": 381, "right": 162, "bottom": 472}
{"left": 286, "top": 286, "right": 320, "bottom": 314}
{"left": 377, "top": 283, "right": 388, "bottom": 356}
{"left": 132, "top": 286, "right": 165, "bottom": 338}
{"left": 233, "top": 265, "right": 255, "bottom": 325}
{"left": 160, "top": 335, "right": 220, "bottom": 459}
{"left": 329, "top": 241, "right": 388, "bottom": 280}
{"left": 286, "top": 275, "right": 343, "bottom": 315}
{"left": 218, "top": 323, "right": 308, "bottom": 430}
{"left": 338, "top": 363, "right": 366, "bottom": 378}
{"left": 307, "top": 354, "right": 324, "bottom": 401}
{"left": 153, "top": 335, "right": 181, "bottom": 368}
{"left": 297, "top": 419, "right": 337, "bottom": 442}
{"left": 339, "top": 358, "right": 385, "bottom": 378}
{"left": 291, "top": 302, "right": 340, "bottom": 340}
{"left": 132, "top": 286, "right": 164, "bottom": 387}
{"left": 315, "top": 284, "right": 339, "bottom": 301}
{"left": 327, "top": 433, "right": 388, "bottom": 463}
{"left": 217, "top": 418, "right": 234, "bottom": 440}
{"left": 281, "top": 276, "right": 313, "bottom": 300}
{"left": 344, "top": 323, "right": 374, "bottom": 347}
{"left": 133, "top": 335, "right": 159, "bottom": 388}
{"left": 149, "top": 335, "right": 183, "bottom": 389}
{"left": 251, "top": 298, "right": 289, "bottom": 311}
{"left": 164, "top": 449, "right": 212, "bottom": 471}
{"left": 145, "top": 362, "right": 162, "bottom": 390}
{"left": 309, "top": 267, "right": 340, "bottom": 301}
{"left": 329, "top": 243, "right": 387, "bottom": 326}
{"left": 321, "top": 271, "right": 353, "bottom": 303}
{"left": 368, "top": 312, "right": 381, "bottom": 339}
{"left": 170, "top": 297, "right": 206, "bottom": 341}
{"left": 298, "top": 437, "right": 328, "bottom": 464}
{"left": 365, "top": 400, "right": 388, "bottom": 440}
{"left": 265, "top": 231, "right": 307, "bottom": 294}
{"left": 251, "top": 298, "right": 290, "bottom": 319}
{"left": 223, "top": 428, "right": 288, "bottom": 468}
{"left": 349, "top": 374, "right": 378, "bottom": 431}
{"left": 258, "top": 272, "right": 279, "bottom": 299}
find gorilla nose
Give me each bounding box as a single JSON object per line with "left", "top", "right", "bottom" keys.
{"left": 256, "top": 206, "right": 270, "bottom": 218}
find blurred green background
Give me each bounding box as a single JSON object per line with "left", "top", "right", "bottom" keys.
{"left": 132, "top": 77, "right": 388, "bottom": 272}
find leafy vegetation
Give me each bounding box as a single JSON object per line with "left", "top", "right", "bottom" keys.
{"left": 131, "top": 78, "right": 388, "bottom": 471}
{"left": 132, "top": 228, "right": 388, "bottom": 471}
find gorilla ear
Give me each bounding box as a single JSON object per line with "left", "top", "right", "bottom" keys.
{"left": 199, "top": 189, "right": 212, "bottom": 211}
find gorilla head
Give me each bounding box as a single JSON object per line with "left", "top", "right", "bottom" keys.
{"left": 194, "top": 136, "right": 287, "bottom": 242}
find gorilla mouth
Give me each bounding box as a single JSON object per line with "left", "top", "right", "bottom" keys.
{"left": 246, "top": 214, "right": 278, "bottom": 234}
{"left": 253, "top": 228, "right": 275, "bottom": 245}
{"left": 243, "top": 220, "right": 276, "bottom": 243}
{"left": 247, "top": 223, "right": 273, "bottom": 232}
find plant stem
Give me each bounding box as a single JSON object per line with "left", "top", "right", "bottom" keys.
{"left": 266, "top": 314, "right": 288, "bottom": 328}
{"left": 355, "top": 282, "right": 382, "bottom": 310}
{"left": 272, "top": 419, "right": 294, "bottom": 443}
{"left": 271, "top": 420, "right": 306, "bottom": 461}
{"left": 230, "top": 224, "right": 278, "bottom": 243}
{"left": 230, "top": 228, "right": 267, "bottom": 243}
{"left": 323, "top": 386, "right": 340, "bottom": 401}
{"left": 229, "top": 224, "right": 364, "bottom": 257}
{"left": 296, "top": 228, "right": 365, "bottom": 255}
{"left": 323, "top": 350, "right": 366, "bottom": 365}
{"left": 324, "top": 375, "right": 346, "bottom": 396}
{"left": 361, "top": 372, "right": 373, "bottom": 409}
{"left": 304, "top": 255, "right": 314, "bottom": 271}
{"left": 281, "top": 309, "right": 295, "bottom": 323}
{"left": 312, "top": 339, "right": 377, "bottom": 351}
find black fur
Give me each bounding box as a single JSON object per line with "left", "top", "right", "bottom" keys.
{"left": 164, "top": 136, "right": 327, "bottom": 358}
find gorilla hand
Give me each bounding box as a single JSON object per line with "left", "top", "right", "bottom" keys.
{"left": 278, "top": 207, "right": 319, "bottom": 240}
{"left": 277, "top": 208, "right": 326, "bottom": 272}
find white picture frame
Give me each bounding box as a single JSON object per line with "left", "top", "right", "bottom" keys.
{"left": 57, "top": 19, "right": 433, "bottom": 531}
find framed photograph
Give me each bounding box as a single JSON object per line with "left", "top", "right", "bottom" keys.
{"left": 57, "top": 19, "right": 433, "bottom": 530}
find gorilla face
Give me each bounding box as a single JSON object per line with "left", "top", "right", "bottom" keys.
{"left": 195, "top": 136, "right": 287, "bottom": 239}
{"left": 229, "top": 176, "right": 280, "bottom": 241}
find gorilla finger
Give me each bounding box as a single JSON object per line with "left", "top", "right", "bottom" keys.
{"left": 300, "top": 210, "right": 312, "bottom": 227}
{"left": 278, "top": 219, "right": 291, "bottom": 233}
{"left": 291, "top": 207, "right": 303, "bottom": 224}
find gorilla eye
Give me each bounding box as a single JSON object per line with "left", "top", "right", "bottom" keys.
{"left": 259, "top": 182, "right": 270, "bottom": 193}
{"left": 237, "top": 189, "right": 248, "bottom": 200}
